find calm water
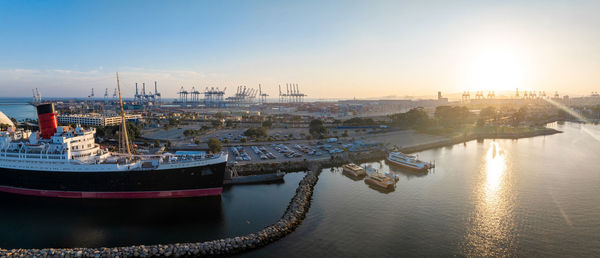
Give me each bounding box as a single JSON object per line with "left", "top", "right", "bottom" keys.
{"left": 247, "top": 122, "right": 600, "bottom": 257}
{"left": 0, "top": 98, "right": 36, "bottom": 121}
{"left": 0, "top": 173, "right": 305, "bottom": 249}
{"left": 1, "top": 122, "right": 599, "bottom": 257}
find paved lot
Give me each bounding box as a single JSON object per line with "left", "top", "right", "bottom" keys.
{"left": 225, "top": 129, "right": 450, "bottom": 165}
{"left": 228, "top": 142, "right": 339, "bottom": 164}
{"left": 144, "top": 125, "right": 451, "bottom": 164}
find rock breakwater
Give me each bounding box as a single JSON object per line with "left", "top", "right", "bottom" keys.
{"left": 0, "top": 172, "right": 319, "bottom": 257}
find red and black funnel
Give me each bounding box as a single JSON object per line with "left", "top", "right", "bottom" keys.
{"left": 36, "top": 103, "right": 58, "bottom": 139}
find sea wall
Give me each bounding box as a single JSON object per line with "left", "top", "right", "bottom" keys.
{"left": 235, "top": 128, "right": 561, "bottom": 175}
{"left": 0, "top": 172, "right": 319, "bottom": 257}
{"left": 400, "top": 128, "right": 561, "bottom": 153}
{"left": 234, "top": 150, "right": 386, "bottom": 176}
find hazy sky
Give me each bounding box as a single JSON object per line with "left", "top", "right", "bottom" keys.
{"left": 1, "top": 0, "right": 599, "bottom": 99}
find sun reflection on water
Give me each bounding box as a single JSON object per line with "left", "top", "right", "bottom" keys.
{"left": 463, "top": 142, "right": 515, "bottom": 257}
{"left": 485, "top": 142, "right": 506, "bottom": 199}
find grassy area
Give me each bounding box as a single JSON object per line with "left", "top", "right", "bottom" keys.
{"left": 418, "top": 124, "right": 553, "bottom": 138}
{"left": 471, "top": 125, "right": 544, "bottom": 135}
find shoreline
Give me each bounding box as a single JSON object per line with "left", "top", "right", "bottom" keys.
{"left": 233, "top": 127, "right": 562, "bottom": 175}
{"left": 0, "top": 127, "right": 561, "bottom": 257}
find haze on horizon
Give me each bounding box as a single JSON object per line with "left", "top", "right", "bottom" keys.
{"left": 1, "top": 0, "right": 599, "bottom": 99}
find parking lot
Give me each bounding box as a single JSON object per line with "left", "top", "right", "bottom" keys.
{"left": 227, "top": 139, "right": 379, "bottom": 164}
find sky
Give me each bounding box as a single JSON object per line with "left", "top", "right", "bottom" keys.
{"left": 0, "top": 0, "right": 599, "bottom": 99}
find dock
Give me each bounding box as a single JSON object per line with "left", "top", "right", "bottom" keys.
{"left": 224, "top": 167, "right": 285, "bottom": 185}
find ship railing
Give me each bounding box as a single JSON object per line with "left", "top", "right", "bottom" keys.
{"left": 108, "top": 151, "right": 225, "bottom": 162}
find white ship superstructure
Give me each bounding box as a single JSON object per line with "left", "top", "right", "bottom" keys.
{"left": 0, "top": 126, "right": 227, "bottom": 172}
{"left": 386, "top": 152, "right": 433, "bottom": 171}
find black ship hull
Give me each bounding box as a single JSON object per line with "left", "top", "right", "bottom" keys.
{"left": 0, "top": 162, "right": 226, "bottom": 199}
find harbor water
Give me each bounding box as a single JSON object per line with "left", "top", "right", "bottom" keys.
{"left": 0, "top": 101, "right": 598, "bottom": 256}
{"left": 248, "top": 122, "right": 600, "bottom": 257}
{"left": 0, "top": 98, "right": 36, "bottom": 121}
{"left": 0, "top": 174, "right": 305, "bottom": 249}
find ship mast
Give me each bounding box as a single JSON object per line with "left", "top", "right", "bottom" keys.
{"left": 116, "top": 72, "right": 132, "bottom": 159}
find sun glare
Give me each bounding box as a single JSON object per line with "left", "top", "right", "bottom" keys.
{"left": 464, "top": 46, "right": 530, "bottom": 92}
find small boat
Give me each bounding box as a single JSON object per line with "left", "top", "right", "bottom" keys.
{"left": 342, "top": 163, "right": 366, "bottom": 177}
{"left": 365, "top": 165, "right": 377, "bottom": 176}
{"left": 364, "top": 173, "right": 396, "bottom": 189}
{"left": 385, "top": 171, "right": 400, "bottom": 182}
{"left": 365, "top": 165, "right": 397, "bottom": 180}
{"left": 386, "top": 152, "right": 433, "bottom": 171}
{"left": 364, "top": 165, "right": 396, "bottom": 189}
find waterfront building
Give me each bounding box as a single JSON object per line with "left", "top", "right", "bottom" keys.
{"left": 57, "top": 113, "right": 142, "bottom": 126}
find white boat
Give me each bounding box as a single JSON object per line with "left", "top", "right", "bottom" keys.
{"left": 365, "top": 165, "right": 398, "bottom": 181}
{"left": 342, "top": 163, "right": 366, "bottom": 177}
{"left": 386, "top": 152, "right": 432, "bottom": 171}
{"left": 364, "top": 165, "right": 395, "bottom": 189}
{"left": 385, "top": 171, "right": 400, "bottom": 182}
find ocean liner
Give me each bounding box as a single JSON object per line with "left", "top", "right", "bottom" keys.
{"left": 0, "top": 74, "right": 227, "bottom": 199}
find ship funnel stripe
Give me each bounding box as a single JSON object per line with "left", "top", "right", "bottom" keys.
{"left": 36, "top": 103, "right": 54, "bottom": 114}
{"left": 36, "top": 103, "right": 58, "bottom": 139}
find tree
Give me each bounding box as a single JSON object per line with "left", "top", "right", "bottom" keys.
{"left": 211, "top": 120, "right": 222, "bottom": 128}
{"left": 93, "top": 123, "right": 139, "bottom": 141}
{"left": 309, "top": 119, "right": 327, "bottom": 138}
{"left": 342, "top": 129, "right": 349, "bottom": 137}
{"left": 343, "top": 117, "right": 375, "bottom": 126}
{"left": 243, "top": 127, "right": 268, "bottom": 139}
{"left": 168, "top": 118, "right": 180, "bottom": 127}
{"left": 214, "top": 112, "right": 225, "bottom": 120}
{"left": 434, "top": 106, "right": 470, "bottom": 128}
{"left": 476, "top": 118, "right": 485, "bottom": 127}
{"left": 511, "top": 106, "right": 528, "bottom": 126}
{"left": 389, "top": 107, "right": 431, "bottom": 129}
{"left": 262, "top": 119, "right": 273, "bottom": 128}
{"left": 126, "top": 122, "right": 142, "bottom": 141}
{"left": 207, "top": 138, "right": 222, "bottom": 153}
{"left": 480, "top": 106, "right": 496, "bottom": 119}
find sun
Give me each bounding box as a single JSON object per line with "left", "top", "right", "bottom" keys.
{"left": 464, "top": 46, "right": 529, "bottom": 93}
